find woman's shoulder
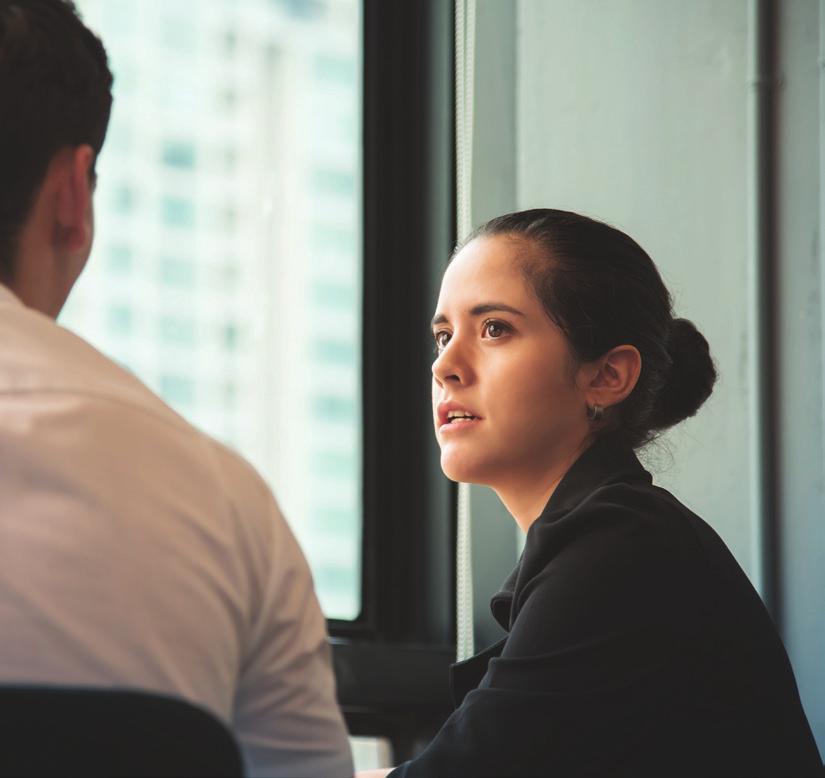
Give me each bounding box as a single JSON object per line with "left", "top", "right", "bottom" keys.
{"left": 514, "top": 478, "right": 756, "bottom": 641}
{"left": 502, "top": 484, "right": 700, "bottom": 665}
{"left": 515, "top": 480, "right": 725, "bottom": 622}
{"left": 529, "top": 478, "right": 706, "bottom": 564}
{"left": 570, "top": 478, "right": 742, "bottom": 583}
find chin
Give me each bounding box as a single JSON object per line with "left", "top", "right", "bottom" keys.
{"left": 439, "top": 451, "right": 495, "bottom": 486}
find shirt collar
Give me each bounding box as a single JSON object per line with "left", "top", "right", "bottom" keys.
{"left": 490, "top": 432, "right": 651, "bottom": 630}
{"left": 0, "top": 284, "right": 23, "bottom": 308}
{"left": 540, "top": 431, "right": 649, "bottom": 515}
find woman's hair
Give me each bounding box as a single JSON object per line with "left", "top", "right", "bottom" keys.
{"left": 461, "top": 208, "right": 716, "bottom": 448}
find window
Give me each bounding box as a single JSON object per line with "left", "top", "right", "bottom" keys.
{"left": 313, "top": 168, "right": 356, "bottom": 197}
{"left": 314, "top": 337, "right": 356, "bottom": 364}
{"left": 313, "top": 280, "right": 354, "bottom": 308}
{"left": 222, "top": 323, "right": 239, "bottom": 351}
{"left": 315, "top": 52, "right": 357, "bottom": 85}
{"left": 161, "top": 197, "right": 195, "bottom": 229}
{"left": 161, "top": 140, "right": 196, "bottom": 170}
{"left": 66, "top": 0, "right": 364, "bottom": 622}
{"left": 159, "top": 374, "right": 195, "bottom": 406}
{"left": 313, "top": 393, "right": 356, "bottom": 423}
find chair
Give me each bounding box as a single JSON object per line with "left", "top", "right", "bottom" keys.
{"left": 0, "top": 685, "right": 244, "bottom": 777}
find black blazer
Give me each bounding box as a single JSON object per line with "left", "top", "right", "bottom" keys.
{"left": 392, "top": 434, "right": 822, "bottom": 777}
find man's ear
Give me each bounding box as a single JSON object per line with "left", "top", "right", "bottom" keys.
{"left": 583, "top": 345, "right": 642, "bottom": 410}
{"left": 54, "top": 144, "right": 95, "bottom": 254}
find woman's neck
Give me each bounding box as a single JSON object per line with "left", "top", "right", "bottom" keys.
{"left": 493, "top": 437, "right": 592, "bottom": 533}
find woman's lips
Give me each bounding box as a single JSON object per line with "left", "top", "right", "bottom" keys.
{"left": 439, "top": 417, "right": 482, "bottom": 434}
{"left": 436, "top": 401, "right": 482, "bottom": 427}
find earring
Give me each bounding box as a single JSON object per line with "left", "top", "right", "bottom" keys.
{"left": 587, "top": 404, "right": 603, "bottom": 422}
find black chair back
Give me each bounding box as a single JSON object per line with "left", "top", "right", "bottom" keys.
{"left": 0, "top": 685, "right": 244, "bottom": 777}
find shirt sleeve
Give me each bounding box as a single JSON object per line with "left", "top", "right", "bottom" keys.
{"left": 391, "top": 502, "right": 692, "bottom": 777}
{"left": 231, "top": 490, "right": 354, "bottom": 778}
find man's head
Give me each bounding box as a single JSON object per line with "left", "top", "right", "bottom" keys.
{"left": 0, "top": 0, "right": 112, "bottom": 316}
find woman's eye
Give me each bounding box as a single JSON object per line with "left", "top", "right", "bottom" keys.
{"left": 434, "top": 331, "right": 451, "bottom": 351}
{"left": 482, "top": 320, "right": 509, "bottom": 339}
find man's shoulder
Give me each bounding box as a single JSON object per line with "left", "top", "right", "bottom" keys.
{"left": 0, "top": 300, "right": 276, "bottom": 518}
{"left": 1, "top": 299, "right": 215, "bottom": 444}
{"left": 0, "top": 300, "right": 168, "bottom": 413}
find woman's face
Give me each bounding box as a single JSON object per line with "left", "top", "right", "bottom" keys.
{"left": 431, "top": 235, "right": 591, "bottom": 488}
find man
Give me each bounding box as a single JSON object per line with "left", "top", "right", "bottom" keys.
{"left": 0, "top": 2, "right": 354, "bottom": 776}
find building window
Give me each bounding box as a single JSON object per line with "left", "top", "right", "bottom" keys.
{"left": 314, "top": 338, "right": 356, "bottom": 365}
{"left": 161, "top": 140, "right": 196, "bottom": 170}
{"left": 315, "top": 53, "right": 356, "bottom": 85}
{"left": 312, "top": 280, "right": 354, "bottom": 308}
{"left": 313, "top": 394, "right": 356, "bottom": 422}
{"left": 313, "top": 168, "right": 356, "bottom": 197}
{"left": 159, "top": 374, "right": 195, "bottom": 406}
{"left": 161, "top": 196, "right": 195, "bottom": 228}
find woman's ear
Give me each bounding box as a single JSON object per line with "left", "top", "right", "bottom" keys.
{"left": 584, "top": 345, "right": 641, "bottom": 410}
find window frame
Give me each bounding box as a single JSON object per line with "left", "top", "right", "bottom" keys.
{"left": 327, "top": 0, "right": 457, "bottom": 758}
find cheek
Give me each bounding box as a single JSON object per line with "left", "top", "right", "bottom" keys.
{"left": 490, "top": 352, "right": 578, "bottom": 427}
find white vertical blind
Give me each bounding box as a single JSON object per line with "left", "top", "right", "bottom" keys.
{"left": 454, "top": 0, "right": 477, "bottom": 662}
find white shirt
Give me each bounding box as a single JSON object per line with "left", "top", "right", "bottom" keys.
{"left": 0, "top": 284, "right": 354, "bottom": 778}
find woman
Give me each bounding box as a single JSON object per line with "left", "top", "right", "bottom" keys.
{"left": 364, "top": 209, "right": 822, "bottom": 777}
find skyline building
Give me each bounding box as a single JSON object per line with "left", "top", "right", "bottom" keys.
{"left": 63, "top": 0, "right": 363, "bottom": 619}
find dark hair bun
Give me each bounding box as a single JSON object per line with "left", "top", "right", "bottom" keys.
{"left": 649, "top": 317, "right": 716, "bottom": 431}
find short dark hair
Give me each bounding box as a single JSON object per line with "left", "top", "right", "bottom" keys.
{"left": 461, "top": 208, "right": 717, "bottom": 449}
{"left": 0, "top": 0, "right": 113, "bottom": 283}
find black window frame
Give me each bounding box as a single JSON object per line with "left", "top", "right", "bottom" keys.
{"left": 327, "top": 0, "right": 458, "bottom": 760}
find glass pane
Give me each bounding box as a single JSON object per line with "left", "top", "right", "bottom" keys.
{"left": 350, "top": 737, "right": 393, "bottom": 772}
{"left": 64, "top": 0, "right": 363, "bottom": 620}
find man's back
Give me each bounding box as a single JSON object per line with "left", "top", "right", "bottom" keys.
{"left": 0, "top": 284, "right": 353, "bottom": 777}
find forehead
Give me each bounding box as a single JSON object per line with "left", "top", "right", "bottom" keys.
{"left": 438, "top": 235, "right": 531, "bottom": 306}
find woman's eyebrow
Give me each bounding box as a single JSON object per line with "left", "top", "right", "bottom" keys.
{"left": 469, "top": 302, "right": 525, "bottom": 317}
{"left": 431, "top": 302, "right": 525, "bottom": 329}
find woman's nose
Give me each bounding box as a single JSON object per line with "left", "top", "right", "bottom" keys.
{"left": 432, "top": 340, "right": 466, "bottom": 386}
